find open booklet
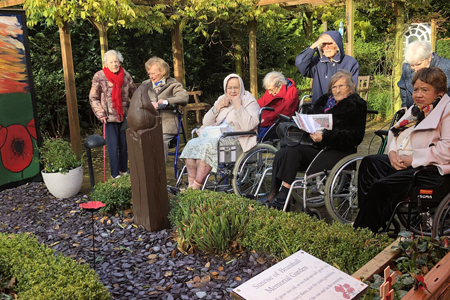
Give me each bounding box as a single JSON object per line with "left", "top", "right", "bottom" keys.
{"left": 292, "top": 111, "right": 333, "bottom": 134}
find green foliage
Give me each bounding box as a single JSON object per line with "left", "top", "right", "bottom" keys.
{"left": 0, "top": 233, "right": 109, "bottom": 300}
{"left": 366, "top": 74, "right": 395, "bottom": 119}
{"left": 39, "top": 138, "right": 81, "bottom": 174}
{"left": 90, "top": 175, "right": 132, "bottom": 214}
{"left": 168, "top": 190, "right": 255, "bottom": 254}
{"left": 170, "top": 190, "right": 391, "bottom": 274}
{"left": 436, "top": 38, "right": 450, "bottom": 60}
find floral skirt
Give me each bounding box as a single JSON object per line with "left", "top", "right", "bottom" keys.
{"left": 180, "top": 137, "right": 239, "bottom": 173}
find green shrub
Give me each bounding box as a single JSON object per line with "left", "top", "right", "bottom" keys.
{"left": 168, "top": 190, "right": 256, "bottom": 254}
{"left": 170, "top": 190, "right": 392, "bottom": 275}
{"left": 39, "top": 138, "right": 82, "bottom": 174}
{"left": 90, "top": 175, "right": 132, "bottom": 214}
{"left": 240, "top": 204, "right": 390, "bottom": 274}
{"left": 436, "top": 38, "right": 450, "bottom": 60}
{"left": 0, "top": 233, "right": 109, "bottom": 300}
{"left": 366, "top": 74, "right": 395, "bottom": 119}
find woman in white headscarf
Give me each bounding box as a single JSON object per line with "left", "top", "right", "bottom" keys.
{"left": 180, "top": 74, "right": 260, "bottom": 189}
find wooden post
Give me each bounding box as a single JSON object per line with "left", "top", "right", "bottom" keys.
{"left": 393, "top": 1, "right": 405, "bottom": 111}
{"left": 59, "top": 22, "right": 82, "bottom": 159}
{"left": 171, "top": 21, "right": 185, "bottom": 87}
{"left": 345, "top": 0, "right": 354, "bottom": 56}
{"left": 431, "top": 19, "right": 436, "bottom": 53}
{"left": 249, "top": 20, "right": 258, "bottom": 98}
{"left": 322, "top": 20, "right": 327, "bottom": 32}
{"left": 94, "top": 22, "right": 109, "bottom": 62}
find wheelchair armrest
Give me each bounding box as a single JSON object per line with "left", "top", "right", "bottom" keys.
{"left": 222, "top": 131, "right": 257, "bottom": 138}
{"left": 191, "top": 127, "right": 200, "bottom": 138}
{"left": 374, "top": 129, "right": 388, "bottom": 138}
{"left": 278, "top": 114, "right": 292, "bottom": 122}
{"left": 367, "top": 109, "right": 378, "bottom": 115}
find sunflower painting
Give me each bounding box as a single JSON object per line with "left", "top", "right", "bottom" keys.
{"left": 0, "top": 10, "right": 40, "bottom": 190}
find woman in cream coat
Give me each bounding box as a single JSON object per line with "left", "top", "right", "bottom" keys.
{"left": 354, "top": 67, "right": 450, "bottom": 233}
{"left": 180, "top": 74, "right": 260, "bottom": 189}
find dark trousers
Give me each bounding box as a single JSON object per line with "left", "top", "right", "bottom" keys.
{"left": 353, "top": 154, "right": 447, "bottom": 232}
{"left": 271, "top": 145, "right": 356, "bottom": 194}
{"left": 105, "top": 122, "right": 128, "bottom": 178}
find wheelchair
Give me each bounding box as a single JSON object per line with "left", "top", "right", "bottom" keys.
{"left": 174, "top": 107, "right": 279, "bottom": 200}
{"left": 323, "top": 109, "right": 405, "bottom": 224}
{"left": 382, "top": 166, "right": 450, "bottom": 237}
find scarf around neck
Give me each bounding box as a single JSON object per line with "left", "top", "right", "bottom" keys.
{"left": 103, "top": 66, "right": 125, "bottom": 121}
{"left": 391, "top": 94, "right": 443, "bottom": 137}
{"left": 323, "top": 94, "right": 336, "bottom": 112}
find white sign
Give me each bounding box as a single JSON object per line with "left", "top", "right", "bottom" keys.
{"left": 232, "top": 250, "right": 367, "bottom": 300}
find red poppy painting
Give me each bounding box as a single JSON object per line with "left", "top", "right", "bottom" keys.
{"left": 0, "top": 10, "right": 40, "bottom": 190}
{"left": 0, "top": 124, "right": 33, "bottom": 172}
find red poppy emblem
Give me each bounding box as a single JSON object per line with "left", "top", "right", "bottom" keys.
{"left": 399, "top": 119, "right": 409, "bottom": 127}
{"left": 79, "top": 201, "right": 106, "bottom": 211}
{"left": 0, "top": 124, "right": 33, "bottom": 172}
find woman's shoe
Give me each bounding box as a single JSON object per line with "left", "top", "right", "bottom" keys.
{"left": 266, "top": 197, "right": 291, "bottom": 212}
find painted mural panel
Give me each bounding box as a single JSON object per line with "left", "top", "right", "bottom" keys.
{"left": 0, "top": 10, "right": 40, "bottom": 191}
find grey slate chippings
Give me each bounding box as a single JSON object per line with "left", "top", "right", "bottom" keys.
{"left": 0, "top": 182, "right": 276, "bottom": 299}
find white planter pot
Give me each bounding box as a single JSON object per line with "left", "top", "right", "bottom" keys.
{"left": 42, "top": 166, "right": 83, "bottom": 199}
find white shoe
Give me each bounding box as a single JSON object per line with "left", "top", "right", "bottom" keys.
{"left": 119, "top": 171, "right": 128, "bottom": 176}
{"left": 111, "top": 175, "right": 121, "bottom": 179}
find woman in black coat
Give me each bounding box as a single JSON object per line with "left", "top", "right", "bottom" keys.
{"left": 266, "top": 70, "right": 367, "bottom": 210}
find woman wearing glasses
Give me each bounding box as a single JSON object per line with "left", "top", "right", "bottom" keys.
{"left": 257, "top": 71, "right": 299, "bottom": 140}
{"left": 295, "top": 31, "right": 359, "bottom": 105}
{"left": 180, "top": 74, "right": 259, "bottom": 189}
{"left": 398, "top": 41, "right": 450, "bottom": 109}
{"left": 265, "top": 70, "right": 367, "bottom": 210}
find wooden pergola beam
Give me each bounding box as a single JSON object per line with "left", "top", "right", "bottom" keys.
{"left": 258, "top": 0, "right": 328, "bottom": 6}
{"left": 0, "top": 0, "right": 23, "bottom": 8}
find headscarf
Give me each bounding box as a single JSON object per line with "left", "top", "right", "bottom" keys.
{"left": 222, "top": 73, "right": 246, "bottom": 100}
{"left": 103, "top": 66, "right": 125, "bottom": 121}
{"left": 391, "top": 94, "right": 443, "bottom": 137}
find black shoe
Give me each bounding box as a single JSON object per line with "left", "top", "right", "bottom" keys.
{"left": 167, "top": 185, "right": 180, "bottom": 195}
{"left": 266, "top": 197, "right": 291, "bottom": 212}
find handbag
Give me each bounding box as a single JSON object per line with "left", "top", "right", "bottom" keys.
{"left": 276, "top": 121, "right": 314, "bottom": 148}
{"left": 120, "top": 113, "right": 129, "bottom": 131}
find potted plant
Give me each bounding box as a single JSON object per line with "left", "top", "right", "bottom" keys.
{"left": 39, "top": 138, "right": 83, "bottom": 198}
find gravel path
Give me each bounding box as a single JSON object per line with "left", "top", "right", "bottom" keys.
{"left": 0, "top": 182, "right": 276, "bottom": 299}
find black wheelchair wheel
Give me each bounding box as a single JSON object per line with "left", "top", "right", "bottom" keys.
{"left": 324, "top": 154, "right": 363, "bottom": 224}
{"left": 232, "top": 144, "right": 277, "bottom": 199}
{"left": 432, "top": 193, "right": 450, "bottom": 238}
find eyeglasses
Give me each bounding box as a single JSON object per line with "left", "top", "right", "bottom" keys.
{"left": 266, "top": 86, "right": 280, "bottom": 94}
{"left": 321, "top": 42, "right": 335, "bottom": 49}
{"left": 227, "top": 86, "right": 239, "bottom": 91}
{"left": 331, "top": 84, "right": 348, "bottom": 91}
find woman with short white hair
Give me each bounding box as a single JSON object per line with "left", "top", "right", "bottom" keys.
{"left": 89, "top": 50, "right": 137, "bottom": 179}
{"left": 398, "top": 41, "right": 450, "bottom": 109}
{"left": 258, "top": 71, "right": 299, "bottom": 140}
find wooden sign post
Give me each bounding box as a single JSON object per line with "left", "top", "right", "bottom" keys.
{"left": 231, "top": 250, "right": 368, "bottom": 300}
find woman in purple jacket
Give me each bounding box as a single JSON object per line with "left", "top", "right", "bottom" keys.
{"left": 295, "top": 31, "right": 359, "bottom": 105}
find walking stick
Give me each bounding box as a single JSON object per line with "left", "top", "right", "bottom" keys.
{"left": 103, "top": 123, "right": 106, "bottom": 182}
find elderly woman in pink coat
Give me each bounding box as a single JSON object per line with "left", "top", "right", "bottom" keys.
{"left": 354, "top": 67, "right": 450, "bottom": 233}
{"left": 180, "top": 74, "right": 259, "bottom": 189}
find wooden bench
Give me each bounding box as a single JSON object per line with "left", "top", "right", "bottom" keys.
{"left": 182, "top": 91, "right": 211, "bottom": 126}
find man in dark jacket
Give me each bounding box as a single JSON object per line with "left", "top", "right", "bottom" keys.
{"left": 295, "top": 31, "right": 359, "bottom": 105}
{"left": 397, "top": 41, "right": 450, "bottom": 109}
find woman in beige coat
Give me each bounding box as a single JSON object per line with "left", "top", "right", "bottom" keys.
{"left": 180, "top": 74, "right": 260, "bottom": 189}
{"left": 354, "top": 67, "right": 450, "bottom": 232}
{"left": 138, "top": 57, "right": 189, "bottom": 162}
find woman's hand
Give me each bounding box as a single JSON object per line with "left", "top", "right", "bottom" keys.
{"left": 230, "top": 95, "right": 242, "bottom": 109}
{"left": 310, "top": 132, "right": 322, "bottom": 143}
{"left": 215, "top": 96, "right": 231, "bottom": 111}
{"left": 100, "top": 117, "right": 107, "bottom": 123}
{"left": 389, "top": 151, "right": 412, "bottom": 170}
